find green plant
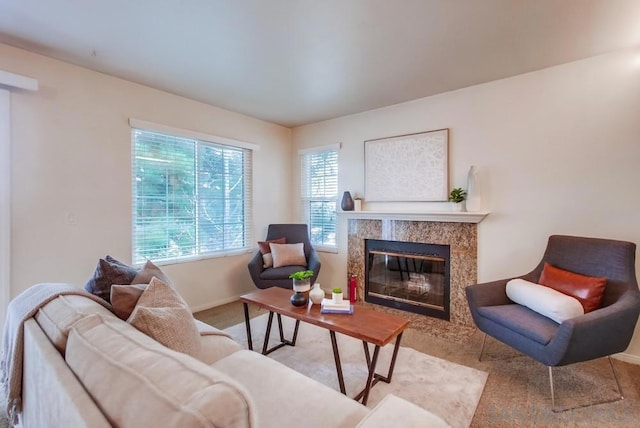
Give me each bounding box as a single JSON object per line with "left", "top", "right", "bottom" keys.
{"left": 332, "top": 287, "right": 342, "bottom": 294}
{"left": 448, "top": 187, "right": 467, "bottom": 203}
{"left": 289, "top": 270, "right": 314, "bottom": 280}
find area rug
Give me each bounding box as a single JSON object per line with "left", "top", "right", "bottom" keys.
{"left": 224, "top": 314, "right": 488, "bottom": 428}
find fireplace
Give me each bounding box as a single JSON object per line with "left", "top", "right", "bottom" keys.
{"left": 365, "top": 239, "right": 450, "bottom": 320}
{"left": 347, "top": 218, "right": 481, "bottom": 326}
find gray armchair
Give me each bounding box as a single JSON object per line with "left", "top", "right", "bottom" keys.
{"left": 466, "top": 235, "right": 640, "bottom": 411}
{"left": 248, "top": 224, "right": 321, "bottom": 289}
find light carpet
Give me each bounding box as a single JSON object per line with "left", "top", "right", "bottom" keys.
{"left": 224, "top": 314, "right": 488, "bottom": 428}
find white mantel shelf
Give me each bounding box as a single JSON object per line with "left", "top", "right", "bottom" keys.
{"left": 338, "top": 210, "right": 490, "bottom": 223}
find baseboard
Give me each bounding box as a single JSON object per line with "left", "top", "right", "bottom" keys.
{"left": 612, "top": 352, "right": 640, "bottom": 366}
{"left": 190, "top": 295, "right": 241, "bottom": 314}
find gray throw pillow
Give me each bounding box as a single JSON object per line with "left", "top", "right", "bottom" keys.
{"left": 84, "top": 256, "right": 138, "bottom": 303}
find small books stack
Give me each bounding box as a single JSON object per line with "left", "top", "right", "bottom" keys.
{"left": 320, "top": 298, "right": 354, "bottom": 314}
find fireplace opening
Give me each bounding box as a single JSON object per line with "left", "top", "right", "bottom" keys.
{"left": 365, "top": 239, "right": 450, "bottom": 320}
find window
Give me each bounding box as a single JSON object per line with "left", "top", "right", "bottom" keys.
{"left": 300, "top": 146, "right": 339, "bottom": 250}
{"left": 131, "top": 124, "right": 253, "bottom": 264}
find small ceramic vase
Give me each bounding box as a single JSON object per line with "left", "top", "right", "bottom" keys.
{"left": 290, "top": 292, "right": 308, "bottom": 307}
{"left": 309, "top": 283, "right": 325, "bottom": 305}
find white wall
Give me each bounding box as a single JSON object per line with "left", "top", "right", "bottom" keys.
{"left": 292, "top": 47, "right": 640, "bottom": 360}
{"left": 0, "top": 43, "right": 292, "bottom": 310}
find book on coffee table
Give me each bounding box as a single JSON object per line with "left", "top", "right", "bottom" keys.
{"left": 320, "top": 298, "right": 354, "bottom": 314}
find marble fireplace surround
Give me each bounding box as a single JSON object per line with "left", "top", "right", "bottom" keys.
{"left": 347, "top": 216, "right": 482, "bottom": 327}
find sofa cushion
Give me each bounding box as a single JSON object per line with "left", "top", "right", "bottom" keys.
{"left": 22, "top": 319, "right": 112, "bottom": 428}
{"left": 213, "top": 350, "right": 368, "bottom": 428}
{"left": 539, "top": 262, "right": 607, "bottom": 313}
{"left": 506, "top": 278, "right": 584, "bottom": 323}
{"left": 194, "top": 320, "right": 242, "bottom": 365}
{"left": 258, "top": 237, "right": 286, "bottom": 268}
{"left": 34, "top": 295, "right": 118, "bottom": 354}
{"left": 66, "top": 314, "right": 255, "bottom": 428}
{"left": 355, "top": 394, "right": 449, "bottom": 428}
{"left": 84, "top": 256, "right": 138, "bottom": 303}
{"left": 128, "top": 277, "right": 201, "bottom": 357}
{"left": 199, "top": 334, "right": 243, "bottom": 366}
{"left": 270, "top": 242, "right": 307, "bottom": 268}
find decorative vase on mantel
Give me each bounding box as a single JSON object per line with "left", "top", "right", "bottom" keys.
{"left": 466, "top": 165, "right": 482, "bottom": 212}
{"left": 341, "top": 191, "right": 354, "bottom": 211}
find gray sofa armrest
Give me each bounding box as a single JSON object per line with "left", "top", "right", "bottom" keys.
{"left": 465, "top": 279, "right": 512, "bottom": 308}
{"left": 247, "top": 250, "right": 265, "bottom": 284}
{"left": 355, "top": 394, "right": 450, "bottom": 428}
{"left": 306, "top": 249, "right": 322, "bottom": 283}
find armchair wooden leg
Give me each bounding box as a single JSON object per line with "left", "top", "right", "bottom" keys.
{"left": 478, "top": 333, "right": 487, "bottom": 362}
{"left": 549, "top": 356, "right": 625, "bottom": 412}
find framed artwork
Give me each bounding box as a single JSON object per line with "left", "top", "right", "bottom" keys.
{"left": 364, "top": 128, "right": 449, "bottom": 202}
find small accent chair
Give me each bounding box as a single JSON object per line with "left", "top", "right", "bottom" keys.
{"left": 248, "top": 224, "right": 321, "bottom": 289}
{"left": 466, "top": 235, "right": 640, "bottom": 411}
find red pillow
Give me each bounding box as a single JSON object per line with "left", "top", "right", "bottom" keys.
{"left": 257, "top": 237, "right": 286, "bottom": 254}
{"left": 538, "top": 262, "right": 607, "bottom": 313}
{"left": 257, "top": 237, "right": 286, "bottom": 268}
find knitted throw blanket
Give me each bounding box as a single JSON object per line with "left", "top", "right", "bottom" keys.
{"left": 1, "top": 283, "right": 112, "bottom": 424}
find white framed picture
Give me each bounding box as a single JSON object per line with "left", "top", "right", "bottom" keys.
{"left": 364, "top": 129, "right": 449, "bottom": 202}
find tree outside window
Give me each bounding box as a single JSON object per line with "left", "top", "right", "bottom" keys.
{"left": 132, "top": 129, "right": 251, "bottom": 264}
{"left": 301, "top": 149, "right": 338, "bottom": 249}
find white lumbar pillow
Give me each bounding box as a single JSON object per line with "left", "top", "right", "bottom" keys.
{"left": 505, "top": 278, "right": 584, "bottom": 324}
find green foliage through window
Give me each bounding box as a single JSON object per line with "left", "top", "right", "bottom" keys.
{"left": 132, "top": 129, "right": 252, "bottom": 264}
{"left": 301, "top": 149, "right": 338, "bottom": 248}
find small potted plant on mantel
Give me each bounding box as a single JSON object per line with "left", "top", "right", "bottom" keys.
{"left": 449, "top": 187, "right": 467, "bottom": 212}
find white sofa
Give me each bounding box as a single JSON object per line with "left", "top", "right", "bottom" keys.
{"left": 15, "top": 291, "right": 448, "bottom": 427}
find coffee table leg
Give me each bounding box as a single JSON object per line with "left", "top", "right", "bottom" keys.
{"left": 362, "top": 341, "right": 371, "bottom": 368}
{"left": 361, "top": 345, "right": 380, "bottom": 405}
{"left": 243, "top": 302, "right": 253, "bottom": 351}
{"left": 380, "top": 332, "right": 403, "bottom": 383}
{"left": 330, "top": 330, "right": 347, "bottom": 395}
{"left": 291, "top": 320, "right": 300, "bottom": 346}
{"left": 355, "top": 332, "right": 405, "bottom": 404}
{"left": 277, "top": 314, "right": 285, "bottom": 342}
{"left": 262, "top": 311, "right": 275, "bottom": 354}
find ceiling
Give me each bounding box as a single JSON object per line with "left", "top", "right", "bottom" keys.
{"left": 1, "top": 1, "right": 639, "bottom": 128}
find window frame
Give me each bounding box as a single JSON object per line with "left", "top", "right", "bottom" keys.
{"left": 130, "top": 119, "right": 257, "bottom": 265}
{"left": 299, "top": 144, "right": 340, "bottom": 253}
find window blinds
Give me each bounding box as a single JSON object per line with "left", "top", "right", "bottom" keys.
{"left": 300, "top": 148, "right": 338, "bottom": 249}
{"left": 131, "top": 128, "right": 252, "bottom": 264}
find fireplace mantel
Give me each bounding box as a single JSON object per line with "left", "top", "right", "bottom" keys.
{"left": 339, "top": 210, "right": 489, "bottom": 223}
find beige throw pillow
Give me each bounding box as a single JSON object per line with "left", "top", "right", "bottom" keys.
{"left": 132, "top": 259, "right": 173, "bottom": 286}
{"left": 270, "top": 242, "right": 307, "bottom": 268}
{"left": 128, "top": 277, "right": 201, "bottom": 357}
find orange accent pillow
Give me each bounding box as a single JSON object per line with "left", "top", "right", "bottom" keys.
{"left": 538, "top": 262, "right": 607, "bottom": 313}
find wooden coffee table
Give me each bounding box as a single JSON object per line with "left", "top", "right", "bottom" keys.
{"left": 240, "top": 287, "right": 410, "bottom": 405}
